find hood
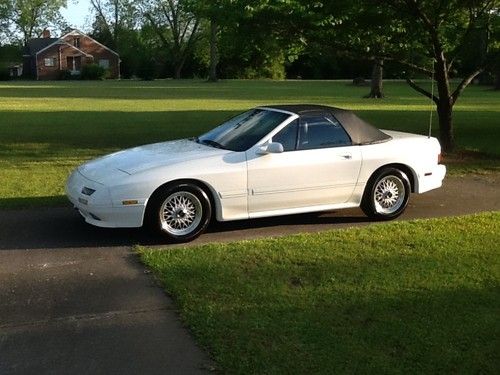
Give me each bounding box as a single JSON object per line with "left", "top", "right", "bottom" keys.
{"left": 79, "top": 139, "right": 228, "bottom": 183}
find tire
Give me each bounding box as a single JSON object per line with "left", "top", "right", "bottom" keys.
{"left": 361, "top": 168, "right": 410, "bottom": 220}
{"left": 146, "top": 183, "right": 212, "bottom": 243}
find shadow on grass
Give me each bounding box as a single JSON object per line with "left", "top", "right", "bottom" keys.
{"left": 0, "top": 195, "right": 68, "bottom": 210}
{"left": 0, "top": 80, "right": 374, "bottom": 100}
{"left": 178, "top": 283, "right": 498, "bottom": 373}
{"left": 1, "top": 110, "right": 499, "bottom": 157}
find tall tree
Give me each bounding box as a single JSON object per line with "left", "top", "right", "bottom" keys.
{"left": 0, "top": 1, "right": 12, "bottom": 42}
{"left": 219, "top": 0, "right": 313, "bottom": 79}
{"left": 369, "top": 0, "right": 499, "bottom": 152}
{"left": 304, "top": 0, "right": 410, "bottom": 98}
{"left": 185, "top": 0, "right": 243, "bottom": 82}
{"left": 308, "top": 0, "right": 499, "bottom": 152}
{"left": 141, "top": 0, "right": 200, "bottom": 79}
{"left": 4, "top": 0, "right": 67, "bottom": 44}
{"left": 90, "top": 0, "right": 137, "bottom": 52}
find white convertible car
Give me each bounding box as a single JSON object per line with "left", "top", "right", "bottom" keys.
{"left": 66, "top": 105, "right": 446, "bottom": 242}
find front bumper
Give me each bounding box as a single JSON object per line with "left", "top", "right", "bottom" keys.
{"left": 65, "top": 170, "right": 145, "bottom": 228}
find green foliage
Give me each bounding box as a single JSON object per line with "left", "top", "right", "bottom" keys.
{"left": 139, "top": 212, "right": 500, "bottom": 374}
{"left": 89, "top": 0, "right": 142, "bottom": 78}
{"left": 136, "top": 56, "right": 156, "bottom": 80}
{"left": 141, "top": 0, "right": 201, "bottom": 78}
{"left": 80, "top": 64, "right": 107, "bottom": 80}
{"left": 0, "top": 68, "right": 10, "bottom": 80}
{"left": 0, "top": 44, "right": 20, "bottom": 81}
{"left": 58, "top": 69, "right": 72, "bottom": 80}
{"left": 0, "top": 44, "right": 21, "bottom": 64}
{"left": 3, "top": 0, "right": 67, "bottom": 43}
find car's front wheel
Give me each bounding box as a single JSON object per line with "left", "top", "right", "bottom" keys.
{"left": 147, "top": 183, "right": 212, "bottom": 242}
{"left": 361, "top": 168, "right": 410, "bottom": 220}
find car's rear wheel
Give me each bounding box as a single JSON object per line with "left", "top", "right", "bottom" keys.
{"left": 361, "top": 168, "right": 410, "bottom": 220}
{"left": 147, "top": 183, "right": 211, "bottom": 242}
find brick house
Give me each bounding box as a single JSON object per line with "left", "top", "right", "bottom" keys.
{"left": 23, "top": 29, "right": 120, "bottom": 80}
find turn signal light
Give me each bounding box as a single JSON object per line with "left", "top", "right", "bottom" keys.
{"left": 122, "top": 200, "right": 139, "bottom": 205}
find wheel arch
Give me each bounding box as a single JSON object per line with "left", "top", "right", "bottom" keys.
{"left": 144, "top": 178, "right": 220, "bottom": 224}
{"left": 365, "top": 163, "right": 417, "bottom": 193}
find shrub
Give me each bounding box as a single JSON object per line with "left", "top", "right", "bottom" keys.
{"left": 136, "top": 58, "right": 156, "bottom": 80}
{"left": 58, "top": 69, "right": 73, "bottom": 80}
{"left": 0, "top": 69, "right": 11, "bottom": 81}
{"left": 81, "top": 64, "right": 107, "bottom": 80}
{"left": 353, "top": 77, "right": 368, "bottom": 86}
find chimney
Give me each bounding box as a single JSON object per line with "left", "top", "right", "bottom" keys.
{"left": 42, "top": 29, "right": 50, "bottom": 38}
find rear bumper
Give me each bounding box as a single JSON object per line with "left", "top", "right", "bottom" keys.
{"left": 417, "top": 164, "right": 446, "bottom": 194}
{"left": 65, "top": 170, "right": 145, "bottom": 228}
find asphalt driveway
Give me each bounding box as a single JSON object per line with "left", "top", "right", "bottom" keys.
{"left": 0, "top": 174, "right": 498, "bottom": 374}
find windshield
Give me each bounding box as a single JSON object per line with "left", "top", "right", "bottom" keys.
{"left": 196, "top": 109, "right": 291, "bottom": 152}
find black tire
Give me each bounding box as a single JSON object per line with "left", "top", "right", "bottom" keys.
{"left": 361, "top": 168, "right": 410, "bottom": 220}
{"left": 146, "top": 183, "right": 212, "bottom": 243}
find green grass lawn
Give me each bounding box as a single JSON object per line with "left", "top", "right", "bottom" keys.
{"left": 139, "top": 212, "right": 500, "bottom": 374}
{"left": 0, "top": 80, "right": 498, "bottom": 208}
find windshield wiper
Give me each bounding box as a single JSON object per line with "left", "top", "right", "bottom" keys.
{"left": 198, "top": 139, "right": 226, "bottom": 150}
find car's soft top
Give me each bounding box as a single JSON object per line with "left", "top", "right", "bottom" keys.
{"left": 264, "top": 104, "right": 392, "bottom": 145}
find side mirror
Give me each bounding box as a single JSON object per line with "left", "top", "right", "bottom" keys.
{"left": 257, "top": 142, "right": 284, "bottom": 155}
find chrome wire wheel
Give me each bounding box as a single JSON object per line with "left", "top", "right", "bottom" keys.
{"left": 160, "top": 191, "right": 203, "bottom": 236}
{"left": 373, "top": 175, "right": 406, "bottom": 215}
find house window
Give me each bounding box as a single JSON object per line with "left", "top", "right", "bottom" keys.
{"left": 44, "top": 58, "right": 56, "bottom": 67}
{"left": 99, "top": 59, "right": 109, "bottom": 69}
{"left": 74, "top": 37, "right": 80, "bottom": 48}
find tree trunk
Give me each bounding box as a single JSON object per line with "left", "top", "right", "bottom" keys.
{"left": 436, "top": 99, "right": 455, "bottom": 153}
{"left": 434, "top": 53, "right": 455, "bottom": 153}
{"left": 174, "top": 59, "right": 184, "bottom": 79}
{"left": 365, "top": 59, "right": 384, "bottom": 98}
{"left": 208, "top": 18, "right": 219, "bottom": 82}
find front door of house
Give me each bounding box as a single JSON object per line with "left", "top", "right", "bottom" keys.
{"left": 67, "top": 56, "right": 81, "bottom": 74}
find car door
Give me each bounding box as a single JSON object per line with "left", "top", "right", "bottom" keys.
{"left": 246, "top": 111, "right": 362, "bottom": 215}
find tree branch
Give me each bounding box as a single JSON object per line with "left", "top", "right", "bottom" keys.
{"left": 402, "top": 0, "right": 444, "bottom": 58}
{"left": 405, "top": 77, "right": 438, "bottom": 103}
{"left": 448, "top": 0, "right": 495, "bottom": 71}
{"left": 90, "top": 0, "right": 112, "bottom": 37}
{"left": 387, "top": 57, "right": 433, "bottom": 76}
{"left": 144, "top": 12, "right": 169, "bottom": 49}
{"left": 451, "top": 68, "right": 483, "bottom": 105}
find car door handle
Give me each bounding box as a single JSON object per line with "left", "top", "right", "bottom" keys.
{"left": 340, "top": 154, "right": 352, "bottom": 160}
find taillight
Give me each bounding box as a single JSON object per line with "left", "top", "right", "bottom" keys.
{"left": 438, "top": 153, "right": 442, "bottom": 164}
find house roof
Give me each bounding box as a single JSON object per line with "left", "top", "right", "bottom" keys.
{"left": 264, "top": 104, "right": 392, "bottom": 145}
{"left": 35, "top": 40, "right": 94, "bottom": 57}
{"left": 24, "top": 29, "right": 119, "bottom": 57}
{"left": 62, "top": 29, "right": 119, "bottom": 56}
{"left": 25, "top": 38, "right": 59, "bottom": 55}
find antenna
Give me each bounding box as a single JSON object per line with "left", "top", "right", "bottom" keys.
{"left": 428, "top": 60, "right": 435, "bottom": 138}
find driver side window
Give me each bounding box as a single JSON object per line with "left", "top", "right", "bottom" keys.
{"left": 272, "top": 119, "right": 298, "bottom": 152}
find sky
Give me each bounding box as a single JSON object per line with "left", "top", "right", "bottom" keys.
{"left": 60, "top": 0, "right": 92, "bottom": 30}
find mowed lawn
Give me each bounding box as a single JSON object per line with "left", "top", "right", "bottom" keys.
{"left": 0, "top": 79, "right": 498, "bottom": 208}
{"left": 139, "top": 212, "right": 500, "bottom": 374}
